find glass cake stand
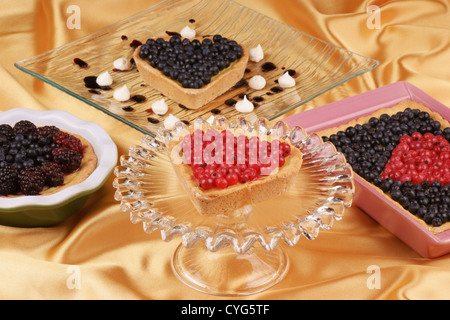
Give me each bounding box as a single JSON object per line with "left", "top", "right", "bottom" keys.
{"left": 113, "top": 115, "right": 355, "bottom": 296}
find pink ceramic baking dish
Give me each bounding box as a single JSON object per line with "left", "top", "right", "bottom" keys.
{"left": 283, "top": 81, "right": 450, "bottom": 258}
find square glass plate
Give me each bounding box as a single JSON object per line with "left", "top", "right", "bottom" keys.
{"left": 15, "top": 0, "right": 378, "bottom": 137}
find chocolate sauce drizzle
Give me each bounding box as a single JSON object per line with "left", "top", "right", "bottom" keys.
{"left": 129, "top": 40, "right": 142, "bottom": 49}
{"left": 74, "top": 58, "right": 88, "bottom": 68}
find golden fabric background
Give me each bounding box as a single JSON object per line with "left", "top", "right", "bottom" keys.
{"left": 1, "top": 0, "right": 450, "bottom": 299}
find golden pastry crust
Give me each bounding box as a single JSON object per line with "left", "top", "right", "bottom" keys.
{"left": 133, "top": 36, "right": 249, "bottom": 110}
{"left": 168, "top": 126, "right": 303, "bottom": 216}
{"left": 317, "top": 100, "right": 450, "bottom": 235}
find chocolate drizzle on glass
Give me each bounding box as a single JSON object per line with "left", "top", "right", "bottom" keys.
{"left": 131, "top": 95, "right": 146, "bottom": 103}
{"left": 166, "top": 31, "right": 181, "bottom": 37}
{"left": 74, "top": 58, "right": 88, "bottom": 68}
{"left": 261, "top": 62, "right": 276, "bottom": 72}
{"left": 129, "top": 40, "right": 142, "bottom": 49}
{"left": 147, "top": 117, "right": 160, "bottom": 124}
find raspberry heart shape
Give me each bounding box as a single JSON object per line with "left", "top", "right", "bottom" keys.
{"left": 180, "top": 128, "right": 292, "bottom": 190}
{"left": 138, "top": 35, "right": 244, "bottom": 89}
{"left": 380, "top": 132, "right": 450, "bottom": 185}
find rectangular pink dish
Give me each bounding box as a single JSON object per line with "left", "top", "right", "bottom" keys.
{"left": 283, "top": 81, "right": 450, "bottom": 258}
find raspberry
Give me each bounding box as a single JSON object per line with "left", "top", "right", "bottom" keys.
{"left": 0, "top": 165, "right": 19, "bottom": 195}
{"left": 18, "top": 166, "right": 45, "bottom": 195}
{"left": 40, "top": 162, "right": 64, "bottom": 187}
{"left": 380, "top": 133, "right": 450, "bottom": 185}
{"left": 53, "top": 131, "right": 83, "bottom": 153}
{"left": 37, "top": 125, "right": 60, "bottom": 139}
{"left": 13, "top": 120, "right": 38, "bottom": 136}
{"left": 52, "top": 147, "right": 82, "bottom": 173}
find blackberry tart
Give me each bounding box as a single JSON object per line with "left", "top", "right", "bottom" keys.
{"left": 0, "top": 120, "right": 97, "bottom": 197}
{"left": 319, "top": 100, "right": 450, "bottom": 235}
{"left": 168, "top": 126, "right": 303, "bottom": 215}
{"left": 134, "top": 34, "right": 249, "bottom": 109}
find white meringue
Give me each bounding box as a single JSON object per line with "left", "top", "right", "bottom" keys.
{"left": 96, "top": 71, "right": 113, "bottom": 86}
{"left": 248, "top": 75, "right": 266, "bottom": 90}
{"left": 113, "top": 85, "right": 130, "bottom": 102}
{"left": 151, "top": 98, "right": 168, "bottom": 115}
{"left": 180, "top": 25, "right": 196, "bottom": 39}
{"left": 113, "top": 57, "right": 131, "bottom": 71}
{"left": 278, "top": 72, "right": 296, "bottom": 88}
{"left": 164, "top": 114, "right": 181, "bottom": 130}
{"left": 249, "top": 44, "right": 264, "bottom": 62}
{"left": 235, "top": 95, "right": 254, "bottom": 113}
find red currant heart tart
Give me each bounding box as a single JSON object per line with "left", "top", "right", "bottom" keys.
{"left": 0, "top": 120, "right": 97, "bottom": 197}
{"left": 168, "top": 127, "right": 303, "bottom": 215}
{"left": 320, "top": 100, "right": 450, "bottom": 234}
{"left": 134, "top": 34, "right": 249, "bottom": 110}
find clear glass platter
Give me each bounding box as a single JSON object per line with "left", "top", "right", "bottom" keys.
{"left": 15, "top": 0, "right": 378, "bottom": 137}
{"left": 113, "top": 115, "right": 355, "bottom": 295}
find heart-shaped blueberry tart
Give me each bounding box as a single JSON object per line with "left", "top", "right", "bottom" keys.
{"left": 134, "top": 34, "right": 249, "bottom": 109}
{"left": 322, "top": 103, "right": 450, "bottom": 230}
{"left": 168, "top": 127, "right": 303, "bottom": 215}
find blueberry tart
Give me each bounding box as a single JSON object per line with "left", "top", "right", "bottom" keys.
{"left": 134, "top": 34, "right": 249, "bottom": 109}
{"left": 319, "top": 100, "right": 450, "bottom": 234}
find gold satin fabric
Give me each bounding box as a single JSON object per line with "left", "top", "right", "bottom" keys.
{"left": 1, "top": 0, "right": 450, "bottom": 300}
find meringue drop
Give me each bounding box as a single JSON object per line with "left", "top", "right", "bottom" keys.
{"left": 96, "top": 71, "right": 113, "bottom": 86}
{"left": 278, "top": 72, "right": 296, "bottom": 88}
{"left": 113, "top": 57, "right": 131, "bottom": 71}
{"left": 164, "top": 114, "right": 181, "bottom": 130}
{"left": 151, "top": 98, "right": 168, "bottom": 115}
{"left": 235, "top": 95, "right": 254, "bottom": 113}
{"left": 180, "top": 25, "right": 196, "bottom": 39}
{"left": 248, "top": 75, "right": 266, "bottom": 90}
{"left": 113, "top": 85, "right": 130, "bottom": 102}
{"left": 249, "top": 44, "right": 264, "bottom": 62}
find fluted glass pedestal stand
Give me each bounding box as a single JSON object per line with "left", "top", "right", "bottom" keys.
{"left": 171, "top": 205, "right": 289, "bottom": 296}
{"left": 113, "top": 116, "right": 354, "bottom": 296}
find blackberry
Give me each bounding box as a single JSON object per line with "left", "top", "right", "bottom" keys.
{"left": 0, "top": 165, "right": 19, "bottom": 195}
{"left": 52, "top": 147, "right": 82, "bottom": 173}
{"left": 139, "top": 34, "right": 243, "bottom": 89}
{"left": 53, "top": 131, "right": 83, "bottom": 153}
{"left": 37, "top": 125, "right": 60, "bottom": 138}
{"left": 18, "top": 166, "right": 45, "bottom": 195}
{"left": 40, "top": 161, "right": 64, "bottom": 187}
{"left": 13, "top": 120, "right": 38, "bottom": 136}
{"left": 0, "top": 124, "right": 14, "bottom": 141}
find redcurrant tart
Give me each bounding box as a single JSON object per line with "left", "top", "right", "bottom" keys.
{"left": 169, "top": 127, "right": 303, "bottom": 216}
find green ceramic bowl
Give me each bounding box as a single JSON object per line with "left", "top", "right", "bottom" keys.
{"left": 0, "top": 108, "right": 117, "bottom": 227}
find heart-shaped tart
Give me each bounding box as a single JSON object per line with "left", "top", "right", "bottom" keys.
{"left": 134, "top": 34, "right": 249, "bottom": 110}
{"left": 319, "top": 100, "right": 450, "bottom": 234}
{"left": 168, "top": 126, "right": 303, "bottom": 215}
